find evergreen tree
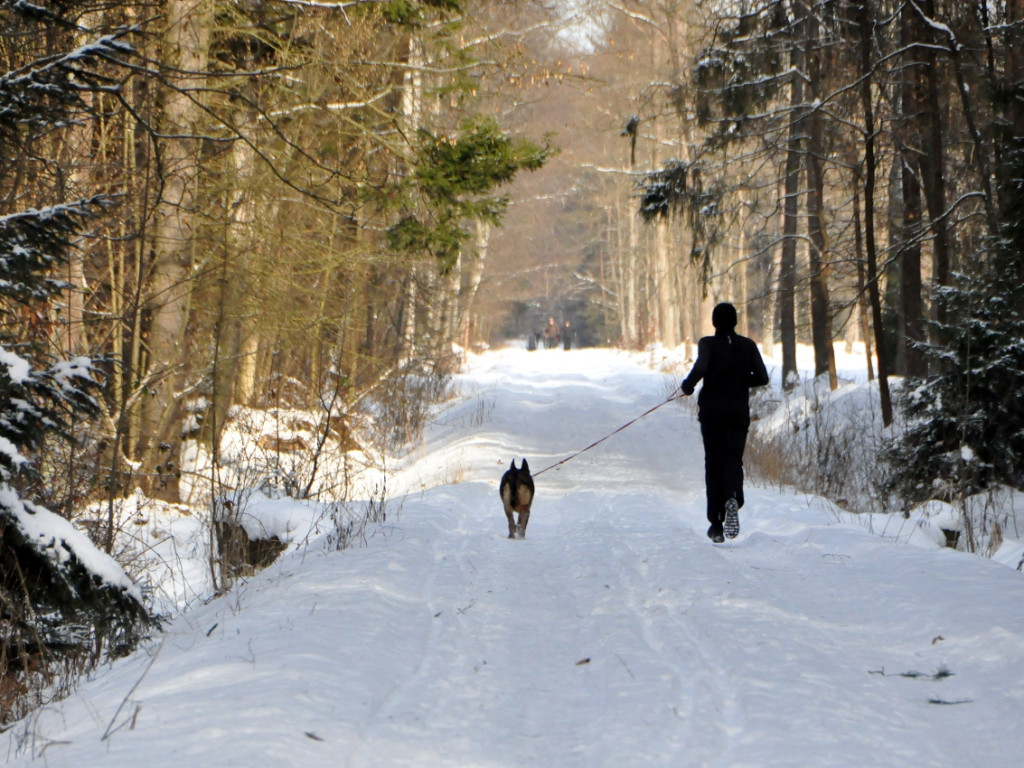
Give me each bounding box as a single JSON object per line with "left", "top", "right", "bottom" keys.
{"left": 888, "top": 141, "right": 1024, "bottom": 502}
{"left": 0, "top": 2, "right": 148, "bottom": 697}
{"left": 385, "top": 115, "right": 553, "bottom": 272}
{"left": 0, "top": 208, "right": 149, "bottom": 698}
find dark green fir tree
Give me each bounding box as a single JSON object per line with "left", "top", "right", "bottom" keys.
{"left": 385, "top": 115, "right": 552, "bottom": 272}
{"left": 0, "top": 2, "right": 149, "bottom": 695}
{"left": 888, "top": 142, "right": 1024, "bottom": 503}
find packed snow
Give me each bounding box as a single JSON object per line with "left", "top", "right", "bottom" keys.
{"left": 5, "top": 345, "right": 1024, "bottom": 767}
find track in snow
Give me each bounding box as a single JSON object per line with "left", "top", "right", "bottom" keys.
{"left": 7, "top": 348, "right": 1024, "bottom": 768}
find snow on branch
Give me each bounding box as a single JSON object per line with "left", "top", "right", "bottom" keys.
{"left": 0, "top": 197, "right": 110, "bottom": 305}
{"left": 262, "top": 88, "right": 392, "bottom": 120}
{"left": 907, "top": 0, "right": 956, "bottom": 46}
{"left": 0, "top": 27, "right": 135, "bottom": 139}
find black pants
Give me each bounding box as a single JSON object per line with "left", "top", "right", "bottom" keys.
{"left": 700, "top": 417, "right": 748, "bottom": 525}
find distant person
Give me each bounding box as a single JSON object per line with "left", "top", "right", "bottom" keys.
{"left": 543, "top": 317, "right": 559, "bottom": 349}
{"left": 680, "top": 302, "right": 770, "bottom": 543}
{"left": 563, "top": 320, "right": 573, "bottom": 350}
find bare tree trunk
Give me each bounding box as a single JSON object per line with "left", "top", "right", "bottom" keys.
{"left": 440, "top": 254, "right": 461, "bottom": 354}
{"left": 397, "top": 266, "right": 418, "bottom": 361}
{"left": 235, "top": 333, "right": 260, "bottom": 405}
{"left": 916, "top": 0, "right": 952, "bottom": 335}
{"left": 859, "top": 0, "right": 892, "bottom": 424}
{"left": 763, "top": 224, "right": 779, "bottom": 359}
{"left": 210, "top": 117, "right": 257, "bottom": 451}
{"left": 140, "top": 0, "right": 213, "bottom": 499}
{"left": 56, "top": 11, "right": 106, "bottom": 358}
{"left": 610, "top": 205, "right": 626, "bottom": 345}
{"left": 626, "top": 201, "right": 640, "bottom": 347}
{"left": 898, "top": 155, "right": 924, "bottom": 376}
{"left": 779, "top": 24, "right": 803, "bottom": 391}
{"left": 897, "top": 1, "right": 926, "bottom": 377}
{"left": 851, "top": 172, "right": 875, "bottom": 381}
{"left": 1000, "top": 0, "right": 1024, "bottom": 216}
{"left": 655, "top": 219, "right": 677, "bottom": 346}
{"left": 738, "top": 224, "right": 749, "bottom": 338}
{"left": 457, "top": 221, "right": 490, "bottom": 348}
{"left": 57, "top": 226, "right": 88, "bottom": 358}
{"left": 393, "top": 35, "right": 424, "bottom": 361}
{"left": 918, "top": 3, "right": 996, "bottom": 230}
{"left": 681, "top": 257, "right": 694, "bottom": 359}
{"left": 803, "top": 10, "right": 837, "bottom": 389}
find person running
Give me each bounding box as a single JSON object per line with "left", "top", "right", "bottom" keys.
{"left": 680, "top": 302, "right": 770, "bottom": 543}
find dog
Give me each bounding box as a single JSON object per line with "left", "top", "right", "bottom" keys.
{"left": 499, "top": 458, "right": 534, "bottom": 539}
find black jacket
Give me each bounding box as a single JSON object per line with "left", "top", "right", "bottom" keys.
{"left": 681, "top": 330, "right": 770, "bottom": 422}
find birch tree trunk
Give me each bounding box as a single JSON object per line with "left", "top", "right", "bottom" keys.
{"left": 457, "top": 220, "right": 491, "bottom": 348}
{"left": 655, "top": 219, "right": 677, "bottom": 347}
{"left": 625, "top": 200, "right": 640, "bottom": 347}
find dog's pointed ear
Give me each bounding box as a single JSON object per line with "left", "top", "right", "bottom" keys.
{"left": 509, "top": 460, "right": 516, "bottom": 471}
{"left": 521, "top": 458, "right": 530, "bottom": 472}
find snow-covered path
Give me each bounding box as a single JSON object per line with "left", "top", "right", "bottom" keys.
{"left": 6, "top": 348, "right": 1024, "bottom": 767}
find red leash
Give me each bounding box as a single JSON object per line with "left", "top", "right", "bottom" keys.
{"left": 532, "top": 392, "right": 684, "bottom": 477}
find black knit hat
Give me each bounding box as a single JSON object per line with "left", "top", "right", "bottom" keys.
{"left": 712, "top": 302, "right": 738, "bottom": 330}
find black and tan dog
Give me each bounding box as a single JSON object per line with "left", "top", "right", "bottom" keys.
{"left": 499, "top": 459, "right": 534, "bottom": 539}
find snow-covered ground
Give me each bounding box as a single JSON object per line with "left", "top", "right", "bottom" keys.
{"left": 5, "top": 346, "right": 1024, "bottom": 767}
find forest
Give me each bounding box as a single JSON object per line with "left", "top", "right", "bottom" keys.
{"left": 0, "top": 0, "right": 1022, "bottom": 724}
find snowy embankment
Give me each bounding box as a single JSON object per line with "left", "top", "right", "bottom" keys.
{"left": 5, "top": 347, "right": 1024, "bottom": 767}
